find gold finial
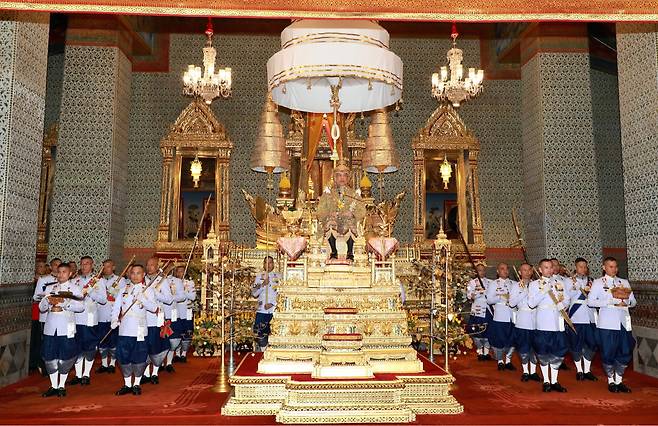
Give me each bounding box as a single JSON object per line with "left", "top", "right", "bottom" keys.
{"left": 360, "top": 171, "right": 372, "bottom": 198}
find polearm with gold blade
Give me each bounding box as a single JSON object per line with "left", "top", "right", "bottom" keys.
{"left": 183, "top": 195, "right": 213, "bottom": 279}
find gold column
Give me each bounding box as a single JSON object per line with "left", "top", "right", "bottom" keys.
{"left": 468, "top": 150, "right": 484, "bottom": 245}
{"left": 456, "top": 154, "right": 468, "bottom": 242}
{"left": 413, "top": 149, "right": 425, "bottom": 242}
{"left": 350, "top": 146, "right": 363, "bottom": 189}
{"left": 158, "top": 146, "right": 174, "bottom": 242}
{"left": 216, "top": 148, "right": 231, "bottom": 241}
{"left": 36, "top": 124, "right": 57, "bottom": 258}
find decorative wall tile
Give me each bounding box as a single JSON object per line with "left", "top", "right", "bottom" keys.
{"left": 49, "top": 45, "right": 131, "bottom": 263}
{"left": 616, "top": 23, "right": 658, "bottom": 281}
{"left": 124, "top": 34, "right": 526, "bottom": 250}
{"left": 0, "top": 12, "right": 49, "bottom": 388}
{"left": 43, "top": 53, "right": 64, "bottom": 133}
{"left": 590, "top": 68, "right": 627, "bottom": 250}
{"left": 521, "top": 52, "right": 603, "bottom": 265}
{"left": 0, "top": 13, "right": 49, "bottom": 284}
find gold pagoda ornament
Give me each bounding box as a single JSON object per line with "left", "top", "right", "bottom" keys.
{"left": 440, "top": 155, "right": 452, "bottom": 189}
{"left": 250, "top": 93, "right": 290, "bottom": 187}
{"left": 190, "top": 154, "right": 203, "bottom": 188}
{"left": 363, "top": 109, "right": 399, "bottom": 174}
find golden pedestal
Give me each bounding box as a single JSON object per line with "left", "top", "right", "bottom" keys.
{"left": 221, "top": 247, "right": 462, "bottom": 423}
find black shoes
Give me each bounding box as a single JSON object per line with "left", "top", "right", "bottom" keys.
{"left": 497, "top": 362, "right": 505, "bottom": 371}
{"left": 617, "top": 382, "right": 632, "bottom": 393}
{"left": 116, "top": 385, "right": 132, "bottom": 396}
{"left": 521, "top": 373, "right": 529, "bottom": 382}
{"left": 477, "top": 354, "right": 484, "bottom": 361}
{"left": 96, "top": 366, "right": 108, "bottom": 374}
{"left": 608, "top": 383, "right": 619, "bottom": 393}
{"left": 505, "top": 363, "right": 516, "bottom": 371}
{"left": 346, "top": 254, "right": 355, "bottom": 261}
{"left": 42, "top": 387, "right": 59, "bottom": 397}
{"left": 329, "top": 253, "right": 338, "bottom": 260}
{"left": 132, "top": 385, "right": 142, "bottom": 395}
{"left": 57, "top": 387, "right": 66, "bottom": 397}
{"left": 482, "top": 354, "right": 492, "bottom": 361}
{"left": 542, "top": 382, "right": 551, "bottom": 392}
{"left": 559, "top": 362, "right": 569, "bottom": 370}
{"left": 165, "top": 365, "right": 175, "bottom": 373}
{"left": 68, "top": 376, "right": 82, "bottom": 386}
{"left": 150, "top": 375, "right": 159, "bottom": 384}
{"left": 173, "top": 356, "right": 182, "bottom": 363}
{"left": 81, "top": 376, "right": 90, "bottom": 385}
{"left": 179, "top": 356, "right": 187, "bottom": 363}
{"left": 583, "top": 372, "right": 598, "bottom": 381}
{"left": 528, "top": 373, "right": 542, "bottom": 382}
{"left": 576, "top": 372, "right": 585, "bottom": 381}
{"left": 551, "top": 382, "right": 567, "bottom": 393}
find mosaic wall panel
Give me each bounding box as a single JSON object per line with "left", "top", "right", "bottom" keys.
{"left": 590, "top": 68, "right": 627, "bottom": 250}
{"left": 124, "top": 34, "right": 526, "bottom": 249}
{"left": 0, "top": 11, "right": 49, "bottom": 387}
{"left": 521, "top": 52, "right": 603, "bottom": 265}
{"left": 616, "top": 23, "right": 658, "bottom": 282}
{"left": 49, "top": 45, "right": 132, "bottom": 263}
{"left": 0, "top": 12, "right": 49, "bottom": 284}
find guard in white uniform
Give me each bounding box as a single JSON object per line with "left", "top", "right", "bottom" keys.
{"left": 175, "top": 274, "right": 196, "bottom": 362}
{"left": 527, "top": 259, "right": 571, "bottom": 393}
{"left": 486, "top": 263, "right": 517, "bottom": 370}
{"left": 97, "top": 259, "right": 125, "bottom": 374}
{"left": 509, "top": 263, "right": 540, "bottom": 382}
{"left": 162, "top": 267, "right": 186, "bottom": 372}
{"left": 70, "top": 256, "right": 107, "bottom": 386}
{"left": 39, "top": 263, "right": 84, "bottom": 397}
{"left": 142, "top": 257, "right": 173, "bottom": 384}
{"left": 466, "top": 264, "right": 492, "bottom": 361}
{"left": 587, "top": 257, "right": 636, "bottom": 393}
{"left": 111, "top": 264, "right": 158, "bottom": 396}
{"left": 252, "top": 256, "right": 279, "bottom": 351}
{"left": 566, "top": 258, "right": 598, "bottom": 381}
{"left": 32, "top": 258, "right": 61, "bottom": 374}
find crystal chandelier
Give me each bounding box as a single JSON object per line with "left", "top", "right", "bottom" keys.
{"left": 183, "top": 18, "right": 232, "bottom": 104}
{"left": 431, "top": 23, "right": 484, "bottom": 107}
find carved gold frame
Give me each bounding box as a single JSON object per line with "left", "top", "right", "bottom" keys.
{"left": 411, "top": 103, "right": 485, "bottom": 258}
{"left": 155, "top": 99, "right": 232, "bottom": 256}
{"left": 36, "top": 123, "right": 58, "bottom": 259}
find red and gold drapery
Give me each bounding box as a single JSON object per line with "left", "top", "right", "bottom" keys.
{"left": 1, "top": 0, "right": 658, "bottom": 21}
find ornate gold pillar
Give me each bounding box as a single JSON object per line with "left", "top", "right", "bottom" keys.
{"left": 468, "top": 150, "right": 485, "bottom": 247}
{"left": 216, "top": 150, "right": 231, "bottom": 241}
{"left": 158, "top": 146, "right": 174, "bottom": 242}
{"left": 36, "top": 124, "right": 57, "bottom": 259}
{"left": 412, "top": 148, "right": 425, "bottom": 242}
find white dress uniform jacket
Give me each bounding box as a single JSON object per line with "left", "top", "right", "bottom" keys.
{"left": 34, "top": 274, "right": 57, "bottom": 322}
{"left": 566, "top": 276, "right": 596, "bottom": 324}
{"left": 486, "top": 278, "right": 516, "bottom": 322}
{"left": 39, "top": 281, "right": 85, "bottom": 337}
{"left": 528, "top": 276, "right": 571, "bottom": 332}
{"left": 179, "top": 279, "right": 196, "bottom": 321}
{"left": 467, "top": 277, "right": 489, "bottom": 318}
{"left": 144, "top": 274, "right": 174, "bottom": 327}
{"left": 72, "top": 274, "right": 107, "bottom": 327}
{"left": 509, "top": 280, "right": 535, "bottom": 330}
{"left": 252, "top": 272, "right": 280, "bottom": 314}
{"left": 587, "top": 275, "right": 636, "bottom": 331}
{"left": 111, "top": 282, "right": 158, "bottom": 338}
{"left": 97, "top": 274, "right": 125, "bottom": 323}
{"left": 162, "top": 276, "right": 186, "bottom": 321}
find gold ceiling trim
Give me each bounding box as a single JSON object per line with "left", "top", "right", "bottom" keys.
{"left": 2, "top": 2, "right": 658, "bottom": 21}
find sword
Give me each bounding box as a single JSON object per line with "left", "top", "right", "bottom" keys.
{"left": 455, "top": 227, "right": 493, "bottom": 317}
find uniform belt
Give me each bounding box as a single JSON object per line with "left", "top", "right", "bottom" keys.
{"left": 537, "top": 304, "right": 556, "bottom": 311}
{"left": 518, "top": 308, "right": 533, "bottom": 312}
{"left": 572, "top": 300, "right": 585, "bottom": 305}
{"left": 607, "top": 304, "right": 629, "bottom": 309}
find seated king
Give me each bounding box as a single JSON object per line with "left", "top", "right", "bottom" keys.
{"left": 317, "top": 160, "right": 366, "bottom": 261}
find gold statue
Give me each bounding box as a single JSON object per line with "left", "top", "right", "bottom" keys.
{"left": 317, "top": 160, "right": 366, "bottom": 260}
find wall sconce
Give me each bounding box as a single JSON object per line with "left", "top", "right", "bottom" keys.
{"left": 440, "top": 155, "right": 452, "bottom": 189}
{"left": 190, "top": 154, "right": 203, "bottom": 188}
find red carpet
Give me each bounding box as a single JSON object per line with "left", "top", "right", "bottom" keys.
{"left": 2, "top": 352, "right": 658, "bottom": 425}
